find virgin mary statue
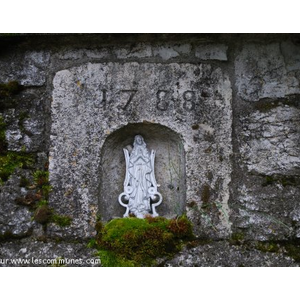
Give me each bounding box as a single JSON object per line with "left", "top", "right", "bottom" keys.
{"left": 118, "top": 135, "right": 162, "bottom": 218}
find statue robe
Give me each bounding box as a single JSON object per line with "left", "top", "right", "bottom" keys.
{"left": 127, "top": 146, "right": 152, "bottom": 215}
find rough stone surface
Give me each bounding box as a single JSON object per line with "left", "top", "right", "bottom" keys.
{"left": 232, "top": 96, "right": 300, "bottom": 241}
{"left": 195, "top": 44, "right": 228, "bottom": 61}
{"left": 239, "top": 105, "right": 300, "bottom": 175}
{"left": 0, "top": 51, "right": 50, "bottom": 86}
{"left": 0, "top": 174, "right": 34, "bottom": 237}
{"left": 2, "top": 89, "right": 48, "bottom": 152}
{"left": 163, "top": 241, "right": 299, "bottom": 267}
{"left": 0, "top": 239, "right": 101, "bottom": 267}
{"left": 153, "top": 44, "right": 191, "bottom": 60}
{"left": 50, "top": 62, "right": 233, "bottom": 239}
{"left": 1, "top": 34, "right": 300, "bottom": 266}
{"left": 114, "top": 43, "right": 152, "bottom": 59}
{"left": 235, "top": 43, "right": 300, "bottom": 102}
{"left": 232, "top": 183, "right": 300, "bottom": 241}
{"left": 57, "top": 48, "right": 110, "bottom": 60}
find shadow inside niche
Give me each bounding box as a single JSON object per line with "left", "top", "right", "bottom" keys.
{"left": 98, "top": 123, "right": 186, "bottom": 221}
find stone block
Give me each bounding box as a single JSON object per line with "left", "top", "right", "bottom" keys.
{"left": 239, "top": 105, "right": 300, "bottom": 175}
{"left": 235, "top": 43, "right": 300, "bottom": 102}
{"left": 0, "top": 51, "right": 50, "bottom": 86}
{"left": 234, "top": 101, "right": 300, "bottom": 241}
{"left": 1, "top": 90, "right": 47, "bottom": 153}
{"left": 0, "top": 175, "right": 34, "bottom": 238}
{"left": 153, "top": 44, "right": 192, "bottom": 60}
{"left": 50, "top": 62, "right": 233, "bottom": 239}
{"left": 163, "top": 241, "right": 299, "bottom": 267}
{"left": 195, "top": 44, "right": 228, "bottom": 61}
{"left": 114, "top": 43, "right": 152, "bottom": 59}
{"left": 58, "top": 48, "right": 111, "bottom": 60}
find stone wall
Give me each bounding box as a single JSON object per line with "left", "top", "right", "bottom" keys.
{"left": 0, "top": 34, "right": 299, "bottom": 266}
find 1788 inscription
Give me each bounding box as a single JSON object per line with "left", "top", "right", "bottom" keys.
{"left": 85, "top": 88, "right": 201, "bottom": 112}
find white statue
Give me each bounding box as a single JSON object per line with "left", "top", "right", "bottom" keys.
{"left": 118, "top": 135, "right": 162, "bottom": 218}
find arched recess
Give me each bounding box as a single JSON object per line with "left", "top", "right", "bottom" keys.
{"left": 98, "top": 123, "right": 186, "bottom": 221}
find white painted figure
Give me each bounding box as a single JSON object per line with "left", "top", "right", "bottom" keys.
{"left": 118, "top": 135, "right": 162, "bottom": 218}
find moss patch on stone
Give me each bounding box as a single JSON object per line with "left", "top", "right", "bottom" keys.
{"left": 0, "top": 116, "right": 36, "bottom": 184}
{"left": 255, "top": 241, "right": 280, "bottom": 253}
{"left": 0, "top": 151, "right": 35, "bottom": 184}
{"left": 229, "top": 231, "right": 245, "bottom": 245}
{"left": 96, "top": 250, "right": 136, "bottom": 267}
{"left": 51, "top": 214, "right": 72, "bottom": 227}
{"left": 32, "top": 201, "right": 72, "bottom": 227}
{"left": 284, "top": 244, "right": 300, "bottom": 262}
{"left": 14, "top": 169, "right": 73, "bottom": 228}
{"left": 94, "top": 215, "right": 194, "bottom": 267}
{"left": 33, "top": 170, "right": 52, "bottom": 198}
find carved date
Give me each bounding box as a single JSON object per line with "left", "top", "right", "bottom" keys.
{"left": 156, "top": 89, "right": 197, "bottom": 112}
{"left": 96, "top": 88, "right": 200, "bottom": 111}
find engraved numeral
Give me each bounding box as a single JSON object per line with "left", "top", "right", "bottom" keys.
{"left": 101, "top": 89, "right": 107, "bottom": 110}
{"left": 96, "top": 88, "right": 197, "bottom": 112}
{"left": 120, "top": 90, "right": 137, "bottom": 110}
{"left": 156, "top": 90, "right": 171, "bottom": 111}
{"left": 183, "top": 91, "right": 196, "bottom": 111}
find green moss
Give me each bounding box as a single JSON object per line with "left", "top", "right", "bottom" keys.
{"left": 284, "top": 244, "right": 300, "bottom": 262}
{"left": 255, "top": 241, "right": 280, "bottom": 253}
{"left": 96, "top": 250, "right": 136, "bottom": 267}
{"left": 51, "top": 214, "right": 72, "bottom": 227}
{"left": 229, "top": 232, "right": 245, "bottom": 245}
{"left": 37, "top": 199, "right": 48, "bottom": 207}
{"left": 87, "top": 238, "right": 97, "bottom": 248}
{"left": 33, "top": 170, "right": 49, "bottom": 186}
{"left": 0, "top": 151, "right": 35, "bottom": 184}
{"left": 33, "top": 170, "right": 52, "bottom": 198}
{"left": 32, "top": 201, "right": 72, "bottom": 227}
{"left": 30, "top": 170, "right": 71, "bottom": 227}
{"left": 94, "top": 215, "right": 194, "bottom": 267}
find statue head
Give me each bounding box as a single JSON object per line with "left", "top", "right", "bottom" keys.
{"left": 134, "top": 135, "right": 145, "bottom": 147}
